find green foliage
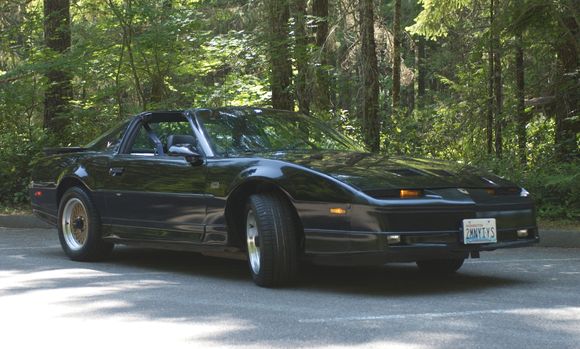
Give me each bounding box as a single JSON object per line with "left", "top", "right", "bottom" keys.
{"left": 406, "top": 0, "right": 473, "bottom": 39}
{"left": 0, "top": 100, "right": 48, "bottom": 206}
{"left": 0, "top": 0, "right": 272, "bottom": 206}
{"left": 0, "top": 0, "right": 578, "bottom": 221}
{"left": 523, "top": 161, "right": 580, "bottom": 220}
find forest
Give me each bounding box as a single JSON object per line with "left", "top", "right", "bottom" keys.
{"left": 0, "top": 0, "right": 578, "bottom": 221}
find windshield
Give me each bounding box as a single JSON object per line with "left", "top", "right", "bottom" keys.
{"left": 196, "top": 108, "right": 361, "bottom": 156}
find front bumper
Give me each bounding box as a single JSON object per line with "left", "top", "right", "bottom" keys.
{"left": 303, "top": 227, "right": 539, "bottom": 266}
{"left": 300, "top": 197, "right": 539, "bottom": 266}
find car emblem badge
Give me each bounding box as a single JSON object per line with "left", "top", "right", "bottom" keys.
{"left": 458, "top": 188, "right": 469, "bottom": 195}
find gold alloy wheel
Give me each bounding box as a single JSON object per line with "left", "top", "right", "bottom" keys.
{"left": 61, "top": 198, "right": 89, "bottom": 251}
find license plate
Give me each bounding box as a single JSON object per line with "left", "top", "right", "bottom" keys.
{"left": 462, "top": 218, "right": 497, "bottom": 244}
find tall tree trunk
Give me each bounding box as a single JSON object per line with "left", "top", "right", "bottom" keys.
{"left": 292, "top": 0, "right": 310, "bottom": 115}
{"left": 312, "top": 0, "right": 331, "bottom": 110}
{"left": 150, "top": 74, "right": 165, "bottom": 104}
{"left": 406, "top": 78, "right": 415, "bottom": 113}
{"left": 515, "top": 32, "right": 526, "bottom": 165}
{"left": 554, "top": 11, "right": 579, "bottom": 161}
{"left": 491, "top": 0, "right": 503, "bottom": 158}
{"left": 335, "top": 8, "right": 352, "bottom": 112}
{"left": 486, "top": 0, "right": 494, "bottom": 155}
{"left": 115, "top": 37, "right": 126, "bottom": 118}
{"left": 493, "top": 43, "right": 503, "bottom": 158}
{"left": 359, "top": 0, "right": 380, "bottom": 152}
{"left": 149, "top": 0, "right": 173, "bottom": 105}
{"left": 392, "top": 0, "right": 401, "bottom": 111}
{"left": 107, "top": 0, "right": 146, "bottom": 110}
{"left": 43, "top": 0, "right": 72, "bottom": 134}
{"left": 124, "top": 0, "right": 146, "bottom": 110}
{"left": 414, "top": 37, "right": 426, "bottom": 108}
{"left": 267, "top": 0, "right": 294, "bottom": 110}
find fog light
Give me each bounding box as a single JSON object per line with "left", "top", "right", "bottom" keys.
{"left": 387, "top": 235, "right": 401, "bottom": 244}
{"left": 517, "top": 229, "right": 528, "bottom": 238}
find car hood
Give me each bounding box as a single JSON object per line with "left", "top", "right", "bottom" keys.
{"left": 255, "top": 150, "right": 515, "bottom": 191}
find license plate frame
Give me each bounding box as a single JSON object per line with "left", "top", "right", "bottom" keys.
{"left": 462, "top": 218, "right": 497, "bottom": 244}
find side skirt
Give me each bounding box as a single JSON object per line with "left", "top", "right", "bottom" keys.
{"left": 103, "top": 236, "right": 243, "bottom": 255}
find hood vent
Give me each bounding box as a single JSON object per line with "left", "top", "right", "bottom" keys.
{"left": 387, "top": 168, "right": 424, "bottom": 177}
{"left": 428, "top": 169, "right": 454, "bottom": 177}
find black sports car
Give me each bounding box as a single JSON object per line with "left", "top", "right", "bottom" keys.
{"left": 31, "top": 107, "right": 538, "bottom": 287}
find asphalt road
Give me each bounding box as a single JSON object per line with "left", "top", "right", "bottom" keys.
{"left": 1, "top": 228, "right": 579, "bottom": 349}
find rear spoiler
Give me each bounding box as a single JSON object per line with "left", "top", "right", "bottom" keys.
{"left": 43, "top": 147, "right": 89, "bottom": 155}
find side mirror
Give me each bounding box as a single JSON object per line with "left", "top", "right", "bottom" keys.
{"left": 168, "top": 144, "right": 203, "bottom": 165}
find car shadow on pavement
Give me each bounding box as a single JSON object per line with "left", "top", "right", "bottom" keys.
{"left": 4, "top": 243, "right": 573, "bottom": 349}
{"left": 99, "top": 246, "right": 526, "bottom": 297}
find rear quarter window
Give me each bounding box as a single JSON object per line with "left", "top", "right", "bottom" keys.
{"left": 87, "top": 121, "right": 129, "bottom": 152}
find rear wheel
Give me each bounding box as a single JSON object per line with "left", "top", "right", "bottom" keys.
{"left": 416, "top": 258, "right": 465, "bottom": 274}
{"left": 245, "top": 192, "right": 298, "bottom": 287}
{"left": 58, "top": 187, "right": 114, "bottom": 261}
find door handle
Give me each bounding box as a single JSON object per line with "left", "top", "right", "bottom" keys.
{"left": 109, "top": 167, "right": 125, "bottom": 176}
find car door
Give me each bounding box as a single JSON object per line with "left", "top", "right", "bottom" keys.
{"left": 103, "top": 116, "right": 207, "bottom": 243}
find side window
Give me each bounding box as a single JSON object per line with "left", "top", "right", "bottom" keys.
{"left": 129, "top": 126, "right": 156, "bottom": 155}
{"left": 128, "top": 120, "right": 198, "bottom": 156}
{"left": 87, "top": 121, "right": 129, "bottom": 153}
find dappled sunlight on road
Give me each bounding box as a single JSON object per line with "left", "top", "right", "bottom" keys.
{"left": 0, "top": 268, "right": 253, "bottom": 348}
{"left": 1, "top": 256, "right": 580, "bottom": 348}
{"left": 1, "top": 229, "right": 580, "bottom": 348}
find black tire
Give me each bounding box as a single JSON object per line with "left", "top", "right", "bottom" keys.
{"left": 57, "top": 187, "right": 114, "bottom": 261}
{"left": 244, "top": 192, "right": 299, "bottom": 287}
{"left": 416, "top": 258, "right": 465, "bottom": 274}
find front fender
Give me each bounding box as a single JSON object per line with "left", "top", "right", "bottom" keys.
{"left": 226, "top": 159, "right": 365, "bottom": 204}
{"left": 216, "top": 159, "right": 373, "bottom": 236}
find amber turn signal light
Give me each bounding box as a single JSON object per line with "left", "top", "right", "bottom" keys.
{"left": 399, "top": 189, "right": 422, "bottom": 198}
{"left": 329, "top": 207, "right": 347, "bottom": 215}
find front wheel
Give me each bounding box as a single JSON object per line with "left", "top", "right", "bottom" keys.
{"left": 416, "top": 258, "right": 465, "bottom": 274}
{"left": 58, "top": 187, "right": 114, "bottom": 261}
{"left": 245, "top": 192, "right": 299, "bottom": 287}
